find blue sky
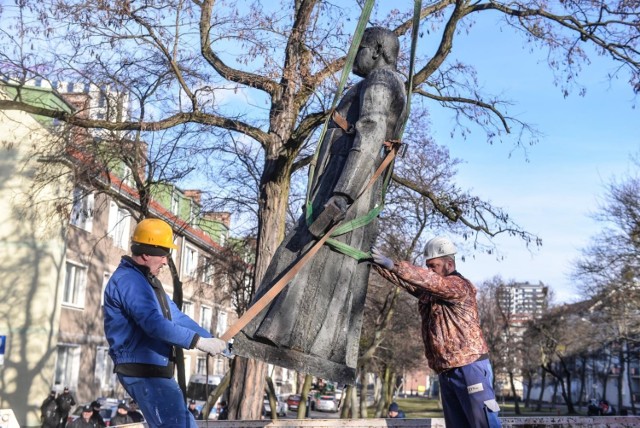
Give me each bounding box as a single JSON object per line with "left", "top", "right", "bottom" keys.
{"left": 420, "top": 15, "right": 639, "bottom": 303}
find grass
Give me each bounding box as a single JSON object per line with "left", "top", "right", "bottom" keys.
{"left": 383, "top": 397, "right": 576, "bottom": 419}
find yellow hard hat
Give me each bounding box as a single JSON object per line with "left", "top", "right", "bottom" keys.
{"left": 132, "top": 218, "right": 178, "bottom": 251}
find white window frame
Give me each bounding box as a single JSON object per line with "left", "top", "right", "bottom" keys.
{"left": 101, "top": 272, "right": 111, "bottom": 306}
{"left": 63, "top": 261, "right": 87, "bottom": 308}
{"left": 54, "top": 344, "right": 81, "bottom": 390}
{"left": 216, "top": 310, "right": 228, "bottom": 338}
{"left": 95, "top": 346, "right": 116, "bottom": 391}
{"left": 196, "top": 356, "right": 207, "bottom": 375}
{"left": 214, "top": 356, "right": 225, "bottom": 376}
{"left": 183, "top": 301, "right": 194, "bottom": 320}
{"left": 202, "top": 257, "right": 215, "bottom": 284}
{"left": 171, "top": 192, "right": 179, "bottom": 215}
{"left": 200, "top": 305, "right": 212, "bottom": 332}
{"left": 183, "top": 245, "right": 199, "bottom": 278}
{"left": 70, "top": 187, "right": 94, "bottom": 232}
{"left": 107, "top": 201, "right": 131, "bottom": 250}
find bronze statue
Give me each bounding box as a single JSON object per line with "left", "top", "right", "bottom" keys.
{"left": 233, "top": 27, "right": 407, "bottom": 384}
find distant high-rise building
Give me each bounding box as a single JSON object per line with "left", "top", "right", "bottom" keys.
{"left": 496, "top": 281, "right": 548, "bottom": 325}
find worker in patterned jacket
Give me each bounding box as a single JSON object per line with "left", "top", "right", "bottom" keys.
{"left": 371, "top": 236, "right": 501, "bottom": 428}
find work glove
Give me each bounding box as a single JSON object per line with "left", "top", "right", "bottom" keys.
{"left": 308, "top": 194, "right": 350, "bottom": 238}
{"left": 371, "top": 246, "right": 394, "bottom": 271}
{"left": 196, "top": 337, "right": 227, "bottom": 356}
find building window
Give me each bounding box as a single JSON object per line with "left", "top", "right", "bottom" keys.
{"left": 183, "top": 246, "right": 198, "bottom": 278}
{"left": 171, "top": 192, "right": 179, "bottom": 215}
{"left": 196, "top": 357, "right": 207, "bottom": 375}
{"left": 70, "top": 187, "right": 94, "bottom": 232}
{"left": 121, "top": 164, "right": 134, "bottom": 187}
{"left": 216, "top": 310, "right": 227, "bottom": 338}
{"left": 200, "top": 306, "right": 212, "bottom": 332}
{"left": 54, "top": 344, "right": 80, "bottom": 389}
{"left": 95, "top": 346, "right": 116, "bottom": 392}
{"left": 101, "top": 272, "right": 111, "bottom": 306}
{"left": 183, "top": 301, "right": 194, "bottom": 319}
{"left": 63, "top": 261, "right": 87, "bottom": 307}
{"left": 107, "top": 201, "right": 131, "bottom": 250}
{"left": 202, "top": 257, "right": 215, "bottom": 284}
{"left": 67, "top": 82, "right": 74, "bottom": 92}
{"left": 214, "top": 357, "right": 225, "bottom": 376}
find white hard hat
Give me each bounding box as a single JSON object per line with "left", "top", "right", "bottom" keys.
{"left": 424, "top": 236, "right": 456, "bottom": 261}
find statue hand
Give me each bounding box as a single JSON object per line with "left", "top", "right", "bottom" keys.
{"left": 371, "top": 246, "right": 394, "bottom": 270}
{"left": 308, "top": 195, "right": 350, "bottom": 238}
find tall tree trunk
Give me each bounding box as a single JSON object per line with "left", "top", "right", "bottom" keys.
{"left": 374, "top": 365, "right": 390, "bottom": 418}
{"left": 341, "top": 384, "right": 354, "bottom": 418}
{"left": 227, "top": 157, "right": 291, "bottom": 419}
{"left": 297, "top": 374, "right": 313, "bottom": 419}
{"left": 536, "top": 368, "right": 546, "bottom": 412}
{"left": 524, "top": 372, "right": 532, "bottom": 408}
{"left": 618, "top": 345, "right": 625, "bottom": 412}
{"left": 578, "top": 356, "right": 586, "bottom": 409}
{"left": 509, "top": 371, "right": 521, "bottom": 415}
{"left": 168, "top": 257, "right": 187, "bottom": 400}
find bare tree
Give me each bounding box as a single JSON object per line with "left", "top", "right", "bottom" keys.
{"left": 2, "top": 0, "right": 639, "bottom": 419}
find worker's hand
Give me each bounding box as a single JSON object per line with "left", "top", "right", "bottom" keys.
{"left": 196, "top": 337, "right": 227, "bottom": 356}
{"left": 371, "top": 246, "right": 394, "bottom": 271}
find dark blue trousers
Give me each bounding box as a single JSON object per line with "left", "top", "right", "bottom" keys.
{"left": 118, "top": 374, "right": 197, "bottom": 428}
{"left": 438, "top": 358, "right": 502, "bottom": 428}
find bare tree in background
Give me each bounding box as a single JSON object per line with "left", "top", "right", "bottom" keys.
{"left": 2, "top": 0, "right": 640, "bottom": 419}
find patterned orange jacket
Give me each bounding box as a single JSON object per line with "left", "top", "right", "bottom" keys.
{"left": 376, "top": 262, "right": 489, "bottom": 373}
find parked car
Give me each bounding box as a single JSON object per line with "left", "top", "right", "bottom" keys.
{"left": 286, "top": 394, "right": 302, "bottom": 411}
{"left": 315, "top": 394, "right": 338, "bottom": 412}
{"left": 263, "top": 394, "right": 288, "bottom": 417}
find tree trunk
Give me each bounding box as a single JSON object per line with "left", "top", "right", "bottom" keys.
{"left": 509, "top": 371, "right": 521, "bottom": 415}
{"left": 227, "top": 157, "right": 291, "bottom": 419}
{"left": 297, "top": 374, "right": 313, "bottom": 419}
{"left": 227, "top": 356, "right": 269, "bottom": 420}
{"left": 578, "top": 356, "right": 586, "bottom": 409}
{"left": 618, "top": 346, "right": 625, "bottom": 412}
{"left": 340, "top": 385, "right": 352, "bottom": 418}
{"left": 524, "top": 372, "right": 533, "bottom": 408}
{"left": 535, "top": 368, "right": 546, "bottom": 411}
{"left": 168, "top": 257, "right": 187, "bottom": 400}
{"left": 374, "top": 365, "right": 390, "bottom": 418}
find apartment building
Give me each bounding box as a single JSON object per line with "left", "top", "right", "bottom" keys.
{"left": 0, "top": 81, "right": 239, "bottom": 426}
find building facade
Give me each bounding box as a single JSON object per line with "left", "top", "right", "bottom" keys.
{"left": 0, "top": 82, "right": 241, "bottom": 426}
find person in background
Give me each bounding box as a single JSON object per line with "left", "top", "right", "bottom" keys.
{"left": 187, "top": 399, "right": 201, "bottom": 420}
{"left": 372, "top": 236, "right": 502, "bottom": 428}
{"left": 56, "top": 387, "right": 76, "bottom": 428}
{"left": 40, "top": 390, "right": 59, "bottom": 428}
{"left": 89, "top": 401, "right": 105, "bottom": 427}
{"left": 387, "top": 402, "right": 406, "bottom": 418}
{"left": 68, "top": 405, "right": 97, "bottom": 428}
{"left": 109, "top": 403, "right": 134, "bottom": 426}
{"left": 103, "top": 218, "right": 227, "bottom": 428}
{"left": 217, "top": 401, "right": 229, "bottom": 421}
{"left": 126, "top": 401, "right": 144, "bottom": 423}
{"left": 599, "top": 400, "right": 616, "bottom": 416}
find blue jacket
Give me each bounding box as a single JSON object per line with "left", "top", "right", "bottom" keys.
{"left": 104, "top": 256, "right": 212, "bottom": 374}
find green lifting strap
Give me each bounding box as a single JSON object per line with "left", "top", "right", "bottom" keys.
{"left": 308, "top": 0, "right": 423, "bottom": 260}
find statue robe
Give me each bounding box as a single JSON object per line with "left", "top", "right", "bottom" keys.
{"left": 233, "top": 68, "right": 406, "bottom": 384}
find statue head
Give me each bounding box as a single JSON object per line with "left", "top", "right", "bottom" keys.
{"left": 353, "top": 27, "right": 400, "bottom": 77}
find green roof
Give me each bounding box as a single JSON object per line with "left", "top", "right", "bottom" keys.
{"left": 2, "top": 83, "right": 74, "bottom": 126}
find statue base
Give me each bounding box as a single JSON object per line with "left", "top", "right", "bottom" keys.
{"left": 233, "top": 333, "right": 356, "bottom": 385}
